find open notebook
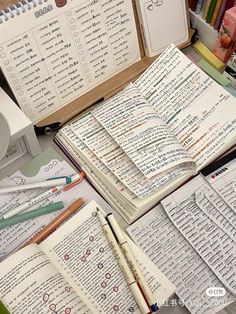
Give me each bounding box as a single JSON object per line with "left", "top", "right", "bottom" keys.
{"left": 55, "top": 44, "right": 236, "bottom": 223}
{"left": 0, "top": 201, "right": 175, "bottom": 313}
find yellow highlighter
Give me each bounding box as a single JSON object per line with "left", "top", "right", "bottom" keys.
{"left": 193, "top": 42, "right": 225, "bottom": 71}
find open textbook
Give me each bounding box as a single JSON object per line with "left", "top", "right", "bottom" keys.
{"left": 127, "top": 170, "right": 236, "bottom": 314}
{"left": 55, "top": 44, "right": 236, "bottom": 223}
{"left": 0, "top": 201, "right": 175, "bottom": 314}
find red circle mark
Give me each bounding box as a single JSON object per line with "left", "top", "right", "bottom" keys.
{"left": 113, "top": 286, "right": 119, "bottom": 292}
{"left": 65, "top": 308, "right": 71, "bottom": 314}
{"left": 65, "top": 286, "right": 71, "bottom": 292}
{"left": 81, "top": 256, "right": 86, "bottom": 262}
{"left": 101, "top": 281, "right": 107, "bottom": 288}
{"left": 105, "top": 273, "right": 111, "bottom": 279}
{"left": 49, "top": 303, "right": 56, "bottom": 311}
{"left": 43, "top": 293, "right": 49, "bottom": 302}
{"left": 113, "top": 305, "right": 119, "bottom": 311}
{"left": 64, "top": 254, "right": 69, "bottom": 261}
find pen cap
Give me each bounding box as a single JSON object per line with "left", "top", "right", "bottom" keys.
{"left": 107, "top": 214, "right": 125, "bottom": 243}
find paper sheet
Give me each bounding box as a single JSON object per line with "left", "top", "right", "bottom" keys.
{"left": 127, "top": 203, "right": 236, "bottom": 314}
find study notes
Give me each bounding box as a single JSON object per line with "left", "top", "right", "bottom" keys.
{"left": 56, "top": 44, "right": 236, "bottom": 223}
{"left": 0, "top": 201, "right": 175, "bottom": 314}
{"left": 0, "top": 0, "right": 140, "bottom": 123}
{"left": 127, "top": 174, "right": 236, "bottom": 314}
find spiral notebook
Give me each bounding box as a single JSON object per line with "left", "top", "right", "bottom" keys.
{"left": 0, "top": 0, "right": 140, "bottom": 125}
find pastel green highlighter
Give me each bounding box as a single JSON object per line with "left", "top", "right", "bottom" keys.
{"left": 0, "top": 201, "right": 64, "bottom": 229}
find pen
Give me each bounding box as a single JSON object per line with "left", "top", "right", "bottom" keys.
{"left": 97, "top": 208, "right": 150, "bottom": 314}
{"left": 0, "top": 301, "right": 10, "bottom": 314}
{"left": 107, "top": 213, "right": 159, "bottom": 312}
{"left": 25, "top": 198, "right": 84, "bottom": 245}
{"left": 0, "top": 201, "right": 64, "bottom": 229}
{"left": 3, "top": 173, "right": 83, "bottom": 219}
{"left": 0, "top": 176, "right": 72, "bottom": 194}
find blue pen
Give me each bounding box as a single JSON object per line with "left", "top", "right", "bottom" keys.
{"left": 0, "top": 176, "right": 72, "bottom": 195}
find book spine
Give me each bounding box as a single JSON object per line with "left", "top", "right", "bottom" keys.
{"left": 210, "top": 0, "right": 222, "bottom": 26}
{"left": 213, "top": 0, "right": 227, "bottom": 30}
{"left": 195, "top": 0, "right": 204, "bottom": 14}
{"left": 206, "top": 0, "right": 217, "bottom": 23}
{"left": 225, "top": 0, "right": 234, "bottom": 11}
{"left": 189, "top": 0, "right": 198, "bottom": 11}
{"left": 203, "top": 0, "right": 212, "bottom": 20}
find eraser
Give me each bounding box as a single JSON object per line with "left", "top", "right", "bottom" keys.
{"left": 197, "top": 59, "right": 231, "bottom": 86}
{"left": 193, "top": 42, "right": 225, "bottom": 71}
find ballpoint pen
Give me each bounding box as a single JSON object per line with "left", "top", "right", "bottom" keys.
{"left": 0, "top": 201, "right": 64, "bottom": 229}
{"left": 3, "top": 173, "right": 83, "bottom": 219}
{"left": 97, "top": 208, "right": 150, "bottom": 314}
{"left": 0, "top": 176, "right": 72, "bottom": 194}
{"left": 107, "top": 213, "right": 159, "bottom": 312}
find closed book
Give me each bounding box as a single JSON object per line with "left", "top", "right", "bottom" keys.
{"left": 195, "top": 0, "right": 204, "bottom": 14}
{"left": 203, "top": 0, "right": 212, "bottom": 20}
{"left": 210, "top": 0, "right": 222, "bottom": 26}
{"left": 213, "top": 0, "right": 227, "bottom": 30}
{"left": 206, "top": 0, "right": 217, "bottom": 23}
{"left": 189, "top": 0, "right": 198, "bottom": 10}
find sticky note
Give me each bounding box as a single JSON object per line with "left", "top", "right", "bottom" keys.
{"left": 193, "top": 42, "right": 225, "bottom": 71}
{"left": 197, "top": 59, "right": 230, "bottom": 86}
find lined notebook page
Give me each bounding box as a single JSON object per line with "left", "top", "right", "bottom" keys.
{"left": 0, "top": 0, "right": 140, "bottom": 123}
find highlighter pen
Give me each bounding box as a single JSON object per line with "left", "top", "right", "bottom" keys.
{"left": 25, "top": 198, "right": 84, "bottom": 245}
{"left": 3, "top": 173, "right": 83, "bottom": 219}
{"left": 97, "top": 208, "right": 150, "bottom": 314}
{"left": 0, "top": 201, "right": 64, "bottom": 229}
{"left": 0, "top": 176, "right": 72, "bottom": 195}
{"left": 107, "top": 213, "right": 159, "bottom": 312}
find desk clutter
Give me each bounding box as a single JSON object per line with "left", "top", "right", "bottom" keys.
{"left": 1, "top": 0, "right": 236, "bottom": 313}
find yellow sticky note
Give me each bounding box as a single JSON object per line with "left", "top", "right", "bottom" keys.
{"left": 193, "top": 42, "right": 225, "bottom": 71}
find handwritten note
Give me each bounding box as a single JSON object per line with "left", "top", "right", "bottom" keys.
{"left": 0, "top": 0, "right": 140, "bottom": 122}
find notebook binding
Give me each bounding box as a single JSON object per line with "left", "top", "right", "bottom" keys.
{"left": 0, "top": 0, "right": 44, "bottom": 23}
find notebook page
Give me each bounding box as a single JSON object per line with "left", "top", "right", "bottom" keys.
{"left": 40, "top": 201, "right": 174, "bottom": 313}
{"left": 127, "top": 205, "right": 236, "bottom": 314}
{"left": 0, "top": 244, "right": 91, "bottom": 313}
{"left": 0, "top": 0, "right": 140, "bottom": 123}
{"left": 134, "top": 44, "right": 236, "bottom": 170}
{"left": 161, "top": 175, "right": 236, "bottom": 296}
{"left": 91, "top": 84, "right": 193, "bottom": 178}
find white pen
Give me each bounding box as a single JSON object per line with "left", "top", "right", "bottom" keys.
{"left": 97, "top": 208, "right": 150, "bottom": 314}
{"left": 2, "top": 173, "right": 84, "bottom": 219}
{"left": 0, "top": 176, "right": 72, "bottom": 195}
{"left": 107, "top": 213, "right": 159, "bottom": 312}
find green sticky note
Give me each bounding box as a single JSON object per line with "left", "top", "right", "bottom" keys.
{"left": 197, "top": 59, "right": 231, "bottom": 86}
